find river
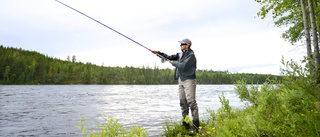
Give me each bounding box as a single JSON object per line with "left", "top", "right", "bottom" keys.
{"left": 0, "top": 85, "right": 247, "bottom": 136}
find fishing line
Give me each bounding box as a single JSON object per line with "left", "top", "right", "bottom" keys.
{"left": 55, "top": 0, "right": 150, "bottom": 50}
{"left": 55, "top": 0, "right": 167, "bottom": 62}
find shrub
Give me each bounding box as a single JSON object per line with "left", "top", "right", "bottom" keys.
{"left": 76, "top": 117, "right": 149, "bottom": 137}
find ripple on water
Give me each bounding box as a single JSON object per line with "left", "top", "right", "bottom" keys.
{"left": 0, "top": 85, "right": 246, "bottom": 136}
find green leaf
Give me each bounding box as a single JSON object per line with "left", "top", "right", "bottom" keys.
{"left": 82, "top": 128, "right": 87, "bottom": 135}
{"left": 75, "top": 125, "right": 81, "bottom": 129}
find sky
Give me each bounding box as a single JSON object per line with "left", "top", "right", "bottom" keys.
{"left": 0, "top": 0, "right": 306, "bottom": 75}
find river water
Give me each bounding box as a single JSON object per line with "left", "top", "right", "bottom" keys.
{"left": 0, "top": 85, "right": 247, "bottom": 136}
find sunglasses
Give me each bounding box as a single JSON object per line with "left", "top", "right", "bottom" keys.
{"left": 180, "top": 43, "right": 188, "bottom": 46}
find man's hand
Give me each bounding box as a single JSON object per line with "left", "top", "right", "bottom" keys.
{"left": 150, "top": 49, "right": 172, "bottom": 64}
{"left": 150, "top": 50, "right": 158, "bottom": 54}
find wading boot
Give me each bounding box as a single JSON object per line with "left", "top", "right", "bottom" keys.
{"left": 181, "top": 121, "right": 190, "bottom": 129}
{"left": 189, "top": 120, "right": 199, "bottom": 135}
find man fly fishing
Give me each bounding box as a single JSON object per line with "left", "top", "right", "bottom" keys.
{"left": 55, "top": 0, "right": 199, "bottom": 134}
{"left": 150, "top": 38, "right": 199, "bottom": 134}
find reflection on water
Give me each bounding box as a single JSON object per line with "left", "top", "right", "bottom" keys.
{"left": 0, "top": 85, "right": 246, "bottom": 136}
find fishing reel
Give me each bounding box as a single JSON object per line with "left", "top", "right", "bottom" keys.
{"left": 161, "top": 57, "right": 167, "bottom": 63}
{"left": 156, "top": 54, "right": 167, "bottom": 63}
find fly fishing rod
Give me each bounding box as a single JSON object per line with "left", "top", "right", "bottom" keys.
{"left": 55, "top": 0, "right": 167, "bottom": 62}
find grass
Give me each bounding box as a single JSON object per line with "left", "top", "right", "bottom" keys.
{"left": 76, "top": 116, "right": 149, "bottom": 137}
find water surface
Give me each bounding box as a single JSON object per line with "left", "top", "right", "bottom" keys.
{"left": 0, "top": 85, "right": 246, "bottom": 136}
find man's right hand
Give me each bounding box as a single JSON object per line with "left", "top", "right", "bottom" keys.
{"left": 150, "top": 50, "right": 158, "bottom": 54}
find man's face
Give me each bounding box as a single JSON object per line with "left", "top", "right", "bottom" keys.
{"left": 180, "top": 43, "right": 189, "bottom": 51}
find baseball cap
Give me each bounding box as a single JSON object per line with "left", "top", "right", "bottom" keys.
{"left": 178, "top": 38, "right": 192, "bottom": 46}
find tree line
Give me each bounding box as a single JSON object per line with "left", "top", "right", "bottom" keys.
{"left": 0, "top": 46, "right": 282, "bottom": 85}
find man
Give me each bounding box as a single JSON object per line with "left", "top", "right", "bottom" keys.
{"left": 150, "top": 38, "right": 199, "bottom": 133}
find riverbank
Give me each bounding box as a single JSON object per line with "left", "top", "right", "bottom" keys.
{"left": 77, "top": 60, "right": 320, "bottom": 137}
{"left": 162, "top": 60, "right": 320, "bottom": 136}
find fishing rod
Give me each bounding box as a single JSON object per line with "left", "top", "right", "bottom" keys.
{"left": 55, "top": 0, "right": 167, "bottom": 62}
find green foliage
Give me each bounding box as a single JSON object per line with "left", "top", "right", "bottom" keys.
{"left": 281, "top": 57, "right": 320, "bottom": 101}
{"left": 162, "top": 59, "right": 320, "bottom": 137}
{"left": 76, "top": 117, "right": 148, "bottom": 137}
{"left": 0, "top": 46, "right": 282, "bottom": 85}
{"left": 218, "top": 92, "right": 231, "bottom": 113}
{"left": 257, "top": 0, "right": 303, "bottom": 44}
{"left": 3, "top": 66, "right": 10, "bottom": 83}
{"left": 234, "top": 79, "right": 260, "bottom": 106}
{"left": 181, "top": 115, "right": 192, "bottom": 125}
{"left": 256, "top": 0, "right": 320, "bottom": 45}
{"left": 75, "top": 117, "right": 89, "bottom": 137}
{"left": 163, "top": 118, "right": 190, "bottom": 137}
{"left": 197, "top": 70, "right": 280, "bottom": 84}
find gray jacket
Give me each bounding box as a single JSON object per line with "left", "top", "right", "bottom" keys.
{"left": 158, "top": 49, "right": 197, "bottom": 81}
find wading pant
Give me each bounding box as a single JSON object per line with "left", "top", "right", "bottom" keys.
{"left": 179, "top": 78, "right": 199, "bottom": 121}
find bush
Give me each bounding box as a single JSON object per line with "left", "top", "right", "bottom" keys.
{"left": 76, "top": 117, "right": 149, "bottom": 137}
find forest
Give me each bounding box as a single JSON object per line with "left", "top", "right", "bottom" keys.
{"left": 0, "top": 45, "right": 282, "bottom": 85}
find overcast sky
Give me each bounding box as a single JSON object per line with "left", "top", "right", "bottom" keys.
{"left": 0, "top": 0, "right": 306, "bottom": 75}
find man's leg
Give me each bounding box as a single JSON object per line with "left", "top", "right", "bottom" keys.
{"left": 183, "top": 79, "right": 199, "bottom": 134}
{"left": 184, "top": 79, "right": 198, "bottom": 121}
{"left": 179, "top": 78, "right": 189, "bottom": 118}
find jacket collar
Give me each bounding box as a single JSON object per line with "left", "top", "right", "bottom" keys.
{"left": 180, "top": 49, "right": 193, "bottom": 59}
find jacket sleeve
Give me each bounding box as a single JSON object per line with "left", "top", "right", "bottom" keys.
{"left": 158, "top": 51, "right": 179, "bottom": 60}
{"left": 171, "top": 53, "right": 196, "bottom": 70}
